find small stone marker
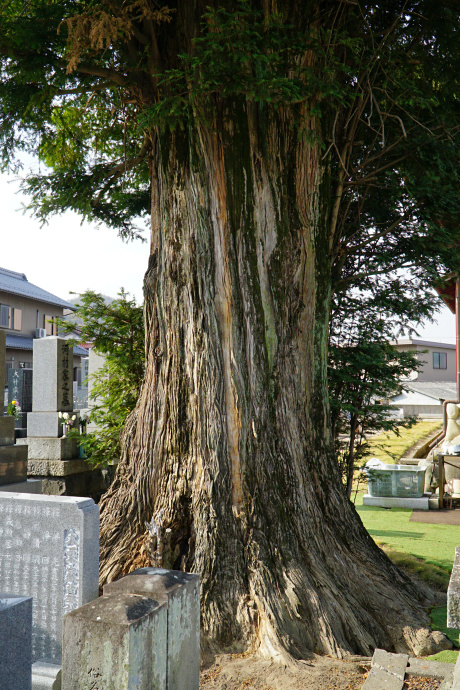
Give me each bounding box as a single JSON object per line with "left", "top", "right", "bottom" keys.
{"left": 62, "top": 593, "right": 168, "bottom": 689}
{"left": 28, "top": 337, "right": 73, "bottom": 438}
{"left": 0, "top": 593, "right": 32, "bottom": 690}
{"left": 0, "top": 492, "right": 99, "bottom": 665}
{"left": 104, "top": 567, "right": 200, "bottom": 690}
{"left": 448, "top": 546, "right": 460, "bottom": 629}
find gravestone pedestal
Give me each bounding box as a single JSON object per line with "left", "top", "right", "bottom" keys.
{"left": 0, "top": 415, "right": 28, "bottom": 486}
{"left": 0, "top": 594, "right": 32, "bottom": 690}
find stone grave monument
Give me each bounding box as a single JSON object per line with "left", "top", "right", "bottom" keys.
{"left": 0, "top": 492, "right": 99, "bottom": 687}
{"left": 8, "top": 367, "right": 33, "bottom": 437}
{"left": 18, "top": 336, "right": 113, "bottom": 498}
{"left": 0, "top": 594, "right": 33, "bottom": 690}
{"left": 0, "top": 331, "right": 40, "bottom": 494}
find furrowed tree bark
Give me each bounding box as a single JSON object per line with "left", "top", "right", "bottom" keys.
{"left": 98, "top": 93, "right": 450, "bottom": 659}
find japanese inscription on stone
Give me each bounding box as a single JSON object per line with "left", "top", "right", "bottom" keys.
{"left": 0, "top": 495, "right": 99, "bottom": 665}
{"left": 60, "top": 341, "right": 71, "bottom": 409}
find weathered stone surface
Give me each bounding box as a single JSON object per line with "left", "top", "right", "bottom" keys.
{"left": 362, "top": 667, "right": 404, "bottom": 689}
{"left": 0, "top": 594, "right": 32, "bottom": 690}
{"left": 27, "top": 457, "right": 89, "bottom": 477}
{"left": 0, "top": 444, "right": 28, "bottom": 485}
{"left": 0, "top": 493, "right": 99, "bottom": 665}
{"left": 362, "top": 494, "right": 429, "bottom": 510}
{"left": 104, "top": 568, "right": 200, "bottom": 690}
{"left": 36, "top": 465, "right": 116, "bottom": 502}
{"left": 372, "top": 649, "right": 408, "bottom": 681}
{"left": 448, "top": 547, "right": 460, "bottom": 629}
{"left": 32, "top": 337, "right": 73, "bottom": 413}
{"left": 18, "top": 436, "right": 79, "bottom": 461}
{"left": 31, "top": 661, "right": 62, "bottom": 690}
{"left": 0, "top": 478, "right": 42, "bottom": 494}
{"left": 406, "top": 657, "right": 454, "bottom": 680}
{"left": 452, "top": 650, "right": 460, "bottom": 690}
{"left": 0, "top": 415, "right": 15, "bottom": 446}
{"left": 62, "top": 593, "right": 167, "bottom": 690}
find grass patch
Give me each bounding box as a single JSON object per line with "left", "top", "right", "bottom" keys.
{"left": 356, "top": 492, "right": 460, "bottom": 662}
{"left": 425, "top": 648, "right": 459, "bottom": 663}
{"left": 355, "top": 492, "right": 460, "bottom": 572}
{"left": 363, "top": 420, "right": 442, "bottom": 465}
{"left": 378, "top": 545, "right": 450, "bottom": 591}
{"left": 425, "top": 606, "right": 460, "bottom": 663}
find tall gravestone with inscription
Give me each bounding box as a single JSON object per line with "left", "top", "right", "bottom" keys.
{"left": 17, "top": 336, "right": 115, "bottom": 499}
{"left": 0, "top": 331, "right": 32, "bottom": 491}
{"left": 0, "top": 492, "right": 99, "bottom": 672}
{"left": 20, "top": 337, "right": 82, "bottom": 486}
{"left": 27, "top": 336, "right": 74, "bottom": 438}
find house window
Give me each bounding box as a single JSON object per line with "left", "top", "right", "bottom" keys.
{"left": 44, "top": 314, "right": 55, "bottom": 336}
{"left": 12, "top": 308, "right": 22, "bottom": 331}
{"left": 0, "top": 304, "right": 10, "bottom": 328}
{"left": 19, "top": 362, "right": 32, "bottom": 369}
{"left": 433, "top": 352, "right": 447, "bottom": 369}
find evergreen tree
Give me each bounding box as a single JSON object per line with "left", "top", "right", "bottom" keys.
{"left": 1, "top": 0, "right": 459, "bottom": 658}
{"left": 57, "top": 290, "right": 144, "bottom": 467}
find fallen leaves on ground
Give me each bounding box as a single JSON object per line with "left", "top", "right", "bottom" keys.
{"left": 403, "top": 677, "right": 441, "bottom": 690}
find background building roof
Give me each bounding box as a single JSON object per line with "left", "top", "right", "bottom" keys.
{"left": 402, "top": 381, "right": 457, "bottom": 401}
{"left": 5, "top": 334, "right": 88, "bottom": 357}
{"left": 0, "top": 267, "right": 74, "bottom": 309}
{"left": 393, "top": 338, "right": 456, "bottom": 350}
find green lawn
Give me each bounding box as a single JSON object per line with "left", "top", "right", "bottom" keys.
{"left": 355, "top": 493, "right": 460, "bottom": 661}
{"left": 355, "top": 494, "right": 459, "bottom": 572}
{"left": 362, "top": 420, "right": 442, "bottom": 465}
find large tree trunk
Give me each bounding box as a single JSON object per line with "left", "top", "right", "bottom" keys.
{"left": 98, "top": 45, "right": 449, "bottom": 660}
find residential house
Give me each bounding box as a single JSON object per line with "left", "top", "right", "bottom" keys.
{"left": 392, "top": 338, "right": 456, "bottom": 382}
{"left": 389, "top": 339, "right": 456, "bottom": 417}
{"left": 0, "top": 266, "right": 88, "bottom": 385}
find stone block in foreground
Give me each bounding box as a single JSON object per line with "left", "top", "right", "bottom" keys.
{"left": 62, "top": 593, "right": 167, "bottom": 689}
{"left": 0, "top": 594, "right": 32, "bottom": 690}
{"left": 104, "top": 567, "right": 200, "bottom": 690}
{"left": 448, "top": 546, "right": 460, "bottom": 629}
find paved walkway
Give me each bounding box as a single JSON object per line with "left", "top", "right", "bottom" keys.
{"left": 410, "top": 510, "right": 460, "bottom": 525}
{"left": 362, "top": 649, "right": 456, "bottom": 689}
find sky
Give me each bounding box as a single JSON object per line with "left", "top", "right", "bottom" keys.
{"left": 0, "top": 168, "right": 149, "bottom": 305}
{"left": 0, "top": 167, "right": 456, "bottom": 344}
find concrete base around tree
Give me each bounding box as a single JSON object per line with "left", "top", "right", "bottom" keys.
{"left": 362, "top": 494, "right": 431, "bottom": 510}
{"left": 362, "top": 648, "right": 456, "bottom": 689}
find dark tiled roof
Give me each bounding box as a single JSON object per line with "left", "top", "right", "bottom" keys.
{"left": 6, "top": 334, "right": 88, "bottom": 357}
{"left": 402, "top": 381, "right": 457, "bottom": 401}
{"left": 5, "top": 334, "right": 33, "bottom": 351}
{"left": 0, "top": 267, "right": 74, "bottom": 309}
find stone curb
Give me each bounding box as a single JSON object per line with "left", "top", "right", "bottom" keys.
{"left": 362, "top": 649, "right": 457, "bottom": 690}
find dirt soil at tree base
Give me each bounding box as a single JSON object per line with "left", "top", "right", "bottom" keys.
{"left": 200, "top": 653, "right": 370, "bottom": 689}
